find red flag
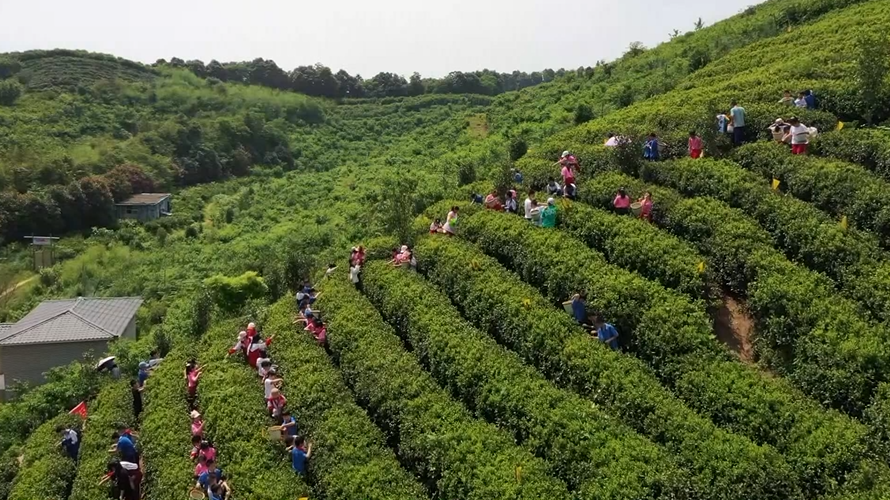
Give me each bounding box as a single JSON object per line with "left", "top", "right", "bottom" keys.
{"left": 69, "top": 401, "right": 87, "bottom": 419}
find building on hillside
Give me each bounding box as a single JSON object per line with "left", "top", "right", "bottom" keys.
{"left": 0, "top": 297, "right": 143, "bottom": 400}
{"left": 115, "top": 193, "right": 172, "bottom": 222}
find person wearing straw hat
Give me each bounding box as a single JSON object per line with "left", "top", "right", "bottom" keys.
{"left": 190, "top": 410, "right": 205, "bottom": 438}
{"left": 541, "top": 198, "right": 558, "bottom": 228}
{"left": 768, "top": 119, "right": 788, "bottom": 143}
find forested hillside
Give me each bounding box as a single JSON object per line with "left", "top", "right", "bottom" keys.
{"left": 2, "top": 0, "right": 890, "bottom": 498}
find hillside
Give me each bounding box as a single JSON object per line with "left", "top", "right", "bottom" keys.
{"left": 2, "top": 0, "right": 890, "bottom": 499}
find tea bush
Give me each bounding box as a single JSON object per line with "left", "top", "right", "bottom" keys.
{"left": 264, "top": 298, "right": 428, "bottom": 500}
{"left": 315, "top": 267, "right": 572, "bottom": 500}
{"left": 579, "top": 172, "right": 890, "bottom": 418}
{"left": 358, "top": 262, "right": 697, "bottom": 500}
{"left": 6, "top": 413, "right": 80, "bottom": 500}
{"left": 197, "top": 320, "right": 312, "bottom": 500}
{"left": 457, "top": 209, "right": 878, "bottom": 497}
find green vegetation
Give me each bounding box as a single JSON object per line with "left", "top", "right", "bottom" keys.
{"left": 6, "top": 413, "right": 80, "bottom": 500}
{"left": 264, "top": 299, "right": 428, "bottom": 500}
{"left": 358, "top": 262, "right": 697, "bottom": 500}
{"left": 316, "top": 268, "right": 571, "bottom": 499}
{"left": 4, "top": 0, "right": 890, "bottom": 496}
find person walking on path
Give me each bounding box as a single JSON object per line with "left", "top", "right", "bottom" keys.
{"left": 730, "top": 101, "right": 746, "bottom": 146}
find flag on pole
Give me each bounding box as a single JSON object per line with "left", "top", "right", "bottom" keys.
{"left": 696, "top": 261, "right": 705, "bottom": 274}
{"left": 515, "top": 466, "right": 523, "bottom": 484}
{"left": 771, "top": 178, "right": 781, "bottom": 191}
{"left": 69, "top": 401, "right": 87, "bottom": 420}
{"left": 836, "top": 121, "right": 845, "bottom": 131}
{"left": 840, "top": 215, "right": 848, "bottom": 230}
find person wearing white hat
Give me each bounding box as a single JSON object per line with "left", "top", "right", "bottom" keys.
{"left": 541, "top": 198, "right": 558, "bottom": 228}
{"left": 768, "top": 118, "right": 789, "bottom": 143}
{"left": 226, "top": 331, "right": 249, "bottom": 357}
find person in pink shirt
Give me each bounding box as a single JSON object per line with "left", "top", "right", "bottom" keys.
{"left": 185, "top": 361, "right": 202, "bottom": 411}
{"left": 688, "top": 131, "right": 703, "bottom": 159}
{"left": 198, "top": 441, "right": 216, "bottom": 462}
{"left": 190, "top": 410, "right": 205, "bottom": 438}
{"left": 638, "top": 192, "right": 653, "bottom": 221}
{"left": 194, "top": 454, "right": 209, "bottom": 478}
{"left": 559, "top": 151, "right": 580, "bottom": 174}
{"left": 612, "top": 188, "right": 631, "bottom": 215}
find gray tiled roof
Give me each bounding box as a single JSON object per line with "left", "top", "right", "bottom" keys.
{"left": 115, "top": 193, "right": 171, "bottom": 206}
{"left": 0, "top": 297, "right": 143, "bottom": 346}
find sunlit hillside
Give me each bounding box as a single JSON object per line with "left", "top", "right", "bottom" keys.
{"left": 1, "top": 0, "right": 890, "bottom": 499}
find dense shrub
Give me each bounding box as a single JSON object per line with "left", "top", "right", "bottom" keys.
{"left": 315, "top": 267, "right": 572, "bottom": 500}
{"left": 639, "top": 157, "right": 890, "bottom": 323}
{"left": 358, "top": 262, "right": 697, "bottom": 500}
{"left": 264, "top": 298, "right": 428, "bottom": 500}
{"left": 813, "top": 129, "right": 890, "bottom": 180}
{"left": 203, "top": 271, "right": 268, "bottom": 312}
{"left": 68, "top": 379, "right": 138, "bottom": 500}
{"left": 554, "top": 200, "right": 714, "bottom": 302}
{"left": 7, "top": 413, "right": 80, "bottom": 500}
{"left": 197, "top": 318, "right": 312, "bottom": 500}
{"left": 733, "top": 142, "right": 890, "bottom": 247}
{"left": 579, "top": 171, "right": 890, "bottom": 419}
{"left": 0, "top": 360, "right": 101, "bottom": 456}
{"left": 457, "top": 209, "right": 879, "bottom": 497}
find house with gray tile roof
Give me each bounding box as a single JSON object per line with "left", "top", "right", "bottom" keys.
{"left": 0, "top": 297, "right": 142, "bottom": 398}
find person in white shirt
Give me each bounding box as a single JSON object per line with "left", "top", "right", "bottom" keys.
{"left": 264, "top": 369, "right": 283, "bottom": 399}
{"left": 783, "top": 117, "right": 810, "bottom": 155}
{"left": 524, "top": 192, "right": 534, "bottom": 220}
{"left": 794, "top": 91, "right": 808, "bottom": 108}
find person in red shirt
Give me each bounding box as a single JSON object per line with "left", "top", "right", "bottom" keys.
{"left": 559, "top": 151, "right": 580, "bottom": 174}
{"left": 688, "top": 131, "right": 703, "bottom": 159}
{"left": 267, "top": 388, "right": 287, "bottom": 419}
{"left": 247, "top": 333, "right": 275, "bottom": 369}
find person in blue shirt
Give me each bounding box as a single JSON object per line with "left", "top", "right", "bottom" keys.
{"left": 571, "top": 292, "right": 587, "bottom": 324}
{"left": 804, "top": 90, "right": 815, "bottom": 109}
{"left": 196, "top": 459, "right": 223, "bottom": 489}
{"left": 512, "top": 168, "right": 523, "bottom": 185}
{"left": 643, "top": 133, "right": 659, "bottom": 161}
{"left": 286, "top": 435, "right": 313, "bottom": 475}
{"left": 56, "top": 425, "right": 80, "bottom": 460}
{"left": 279, "top": 410, "right": 298, "bottom": 437}
{"left": 137, "top": 362, "right": 149, "bottom": 389}
{"left": 593, "top": 315, "right": 620, "bottom": 350}
{"left": 111, "top": 431, "right": 139, "bottom": 463}
{"left": 729, "top": 101, "right": 747, "bottom": 146}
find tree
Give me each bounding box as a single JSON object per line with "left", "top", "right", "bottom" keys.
{"left": 75, "top": 176, "right": 115, "bottom": 230}
{"left": 574, "top": 103, "right": 594, "bottom": 125}
{"left": 376, "top": 175, "right": 418, "bottom": 245}
{"left": 669, "top": 29, "right": 681, "bottom": 40}
{"left": 625, "top": 41, "right": 647, "bottom": 58}
{"left": 0, "top": 79, "right": 23, "bottom": 106}
{"left": 407, "top": 72, "right": 425, "bottom": 96}
{"left": 854, "top": 31, "right": 890, "bottom": 124}
{"left": 364, "top": 72, "right": 408, "bottom": 97}
{"left": 542, "top": 69, "right": 556, "bottom": 82}
{"left": 694, "top": 17, "right": 704, "bottom": 30}
{"left": 0, "top": 57, "right": 21, "bottom": 79}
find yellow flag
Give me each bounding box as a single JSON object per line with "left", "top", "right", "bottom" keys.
{"left": 299, "top": 497, "right": 309, "bottom": 500}
{"left": 515, "top": 466, "right": 523, "bottom": 483}
{"left": 836, "top": 121, "right": 845, "bottom": 131}
{"left": 522, "top": 298, "right": 532, "bottom": 308}
{"left": 696, "top": 261, "right": 705, "bottom": 273}
{"left": 771, "top": 178, "right": 780, "bottom": 191}
{"left": 840, "top": 215, "right": 848, "bottom": 230}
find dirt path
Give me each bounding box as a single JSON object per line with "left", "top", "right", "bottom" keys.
{"left": 0, "top": 275, "right": 37, "bottom": 301}
{"left": 713, "top": 291, "right": 755, "bottom": 363}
